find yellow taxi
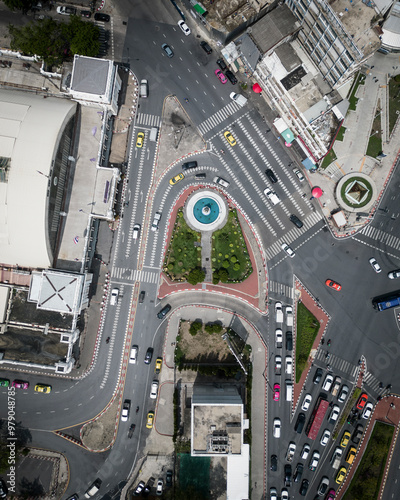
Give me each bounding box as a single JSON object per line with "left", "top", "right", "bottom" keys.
{"left": 169, "top": 173, "right": 185, "bottom": 185}
{"left": 34, "top": 384, "right": 52, "bottom": 394}
{"left": 224, "top": 131, "right": 236, "bottom": 146}
{"left": 136, "top": 132, "right": 144, "bottom": 148}
{"left": 146, "top": 411, "right": 155, "bottom": 429}
{"left": 335, "top": 466, "right": 347, "bottom": 485}
{"left": 341, "top": 431, "right": 351, "bottom": 448}
{"left": 155, "top": 357, "right": 162, "bottom": 374}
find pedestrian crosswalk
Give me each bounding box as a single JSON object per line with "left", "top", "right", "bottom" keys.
{"left": 198, "top": 101, "right": 242, "bottom": 135}
{"left": 111, "top": 267, "right": 160, "bottom": 284}
{"left": 363, "top": 371, "right": 383, "bottom": 393}
{"left": 324, "top": 162, "right": 343, "bottom": 182}
{"left": 264, "top": 212, "right": 323, "bottom": 260}
{"left": 136, "top": 113, "right": 161, "bottom": 128}
{"left": 359, "top": 225, "right": 400, "bottom": 251}
{"left": 314, "top": 349, "right": 359, "bottom": 380}
{"left": 268, "top": 281, "right": 294, "bottom": 299}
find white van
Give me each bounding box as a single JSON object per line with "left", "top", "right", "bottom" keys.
{"left": 84, "top": 479, "right": 102, "bottom": 498}
{"left": 230, "top": 92, "right": 247, "bottom": 107}
{"left": 140, "top": 79, "right": 148, "bottom": 98}
{"left": 149, "top": 127, "right": 158, "bottom": 142}
{"left": 285, "top": 380, "right": 293, "bottom": 401}
{"left": 110, "top": 288, "right": 119, "bottom": 306}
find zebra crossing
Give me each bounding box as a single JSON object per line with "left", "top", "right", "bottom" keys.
{"left": 136, "top": 113, "right": 161, "bottom": 128}
{"left": 324, "top": 162, "right": 343, "bottom": 182}
{"left": 264, "top": 212, "right": 323, "bottom": 260}
{"left": 314, "top": 349, "right": 359, "bottom": 380}
{"left": 111, "top": 267, "right": 160, "bottom": 284}
{"left": 198, "top": 101, "right": 242, "bottom": 135}
{"left": 268, "top": 281, "right": 294, "bottom": 299}
{"left": 363, "top": 371, "right": 383, "bottom": 394}
{"left": 359, "top": 225, "right": 400, "bottom": 251}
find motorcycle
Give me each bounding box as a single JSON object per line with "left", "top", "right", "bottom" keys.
{"left": 106, "top": 337, "right": 110, "bottom": 344}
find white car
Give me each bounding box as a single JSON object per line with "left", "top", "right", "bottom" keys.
{"left": 300, "top": 443, "right": 310, "bottom": 460}
{"left": 213, "top": 176, "right": 230, "bottom": 188}
{"left": 388, "top": 269, "right": 400, "bottom": 279}
{"left": 151, "top": 211, "right": 162, "bottom": 231}
{"left": 264, "top": 187, "right": 280, "bottom": 205}
{"left": 362, "top": 401, "right": 373, "bottom": 419}
{"left": 129, "top": 345, "right": 138, "bottom": 364}
{"left": 320, "top": 428, "right": 331, "bottom": 446}
{"left": 281, "top": 242, "right": 295, "bottom": 258}
{"left": 322, "top": 374, "right": 334, "bottom": 391}
{"left": 150, "top": 381, "right": 159, "bottom": 399}
{"left": 369, "top": 257, "right": 381, "bottom": 273}
{"left": 121, "top": 400, "right": 130, "bottom": 422}
{"left": 56, "top": 5, "right": 77, "bottom": 15}
{"left": 275, "top": 329, "right": 283, "bottom": 348}
{"left": 275, "top": 355, "right": 282, "bottom": 373}
{"left": 338, "top": 384, "right": 349, "bottom": 403}
{"left": 273, "top": 418, "right": 281, "bottom": 438}
{"left": 156, "top": 479, "right": 164, "bottom": 496}
{"left": 301, "top": 394, "right": 312, "bottom": 411}
{"left": 132, "top": 224, "right": 141, "bottom": 241}
{"left": 270, "top": 487, "right": 278, "bottom": 500}
{"left": 309, "top": 450, "right": 320, "bottom": 471}
{"left": 285, "top": 356, "right": 293, "bottom": 375}
{"left": 281, "top": 489, "right": 289, "bottom": 500}
{"left": 293, "top": 168, "right": 305, "bottom": 182}
{"left": 286, "top": 442, "right": 296, "bottom": 462}
{"left": 178, "top": 20, "right": 191, "bottom": 35}
{"left": 329, "top": 405, "right": 341, "bottom": 423}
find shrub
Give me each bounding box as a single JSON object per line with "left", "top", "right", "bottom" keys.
{"left": 231, "top": 256, "right": 237, "bottom": 263}
{"left": 222, "top": 260, "right": 230, "bottom": 268}
{"left": 187, "top": 268, "right": 205, "bottom": 285}
{"left": 233, "top": 263, "right": 240, "bottom": 271}
{"left": 219, "top": 269, "right": 229, "bottom": 282}
{"left": 189, "top": 321, "right": 202, "bottom": 336}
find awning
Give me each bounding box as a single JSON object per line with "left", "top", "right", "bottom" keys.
{"left": 281, "top": 128, "right": 294, "bottom": 143}
{"left": 252, "top": 83, "right": 262, "bottom": 93}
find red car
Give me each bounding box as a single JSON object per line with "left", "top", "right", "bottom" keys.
{"left": 356, "top": 393, "right": 368, "bottom": 410}
{"left": 273, "top": 383, "right": 280, "bottom": 401}
{"left": 214, "top": 69, "right": 227, "bottom": 84}
{"left": 325, "top": 279, "right": 342, "bottom": 291}
{"left": 12, "top": 380, "right": 29, "bottom": 389}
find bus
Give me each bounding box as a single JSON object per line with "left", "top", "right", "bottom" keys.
{"left": 372, "top": 292, "right": 400, "bottom": 311}
{"left": 305, "top": 397, "right": 330, "bottom": 440}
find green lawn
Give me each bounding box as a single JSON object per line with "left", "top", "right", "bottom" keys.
{"left": 212, "top": 209, "right": 252, "bottom": 283}
{"left": 336, "top": 126, "right": 346, "bottom": 141}
{"left": 366, "top": 134, "right": 382, "bottom": 158}
{"left": 348, "top": 72, "right": 365, "bottom": 112}
{"left": 388, "top": 76, "right": 400, "bottom": 135}
{"left": 340, "top": 176, "right": 373, "bottom": 209}
{"left": 320, "top": 149, "right": 337, "bottom": 169}
{"left": 164, "top": 209, "right": 201, "bottom": 280}
{"left": 295, "top": 303, "right": 320, "bottom": 383}
{"left": 343, "top": 421, "right": 394, "bottom": 500}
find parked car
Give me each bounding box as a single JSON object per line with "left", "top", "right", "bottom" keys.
{"left": 356, "top": 393, "right": 368, "bottom": 410}
{"left": 166, "top": 470, "right": 173, "bottom": 486}
{"left": 150, "top": 381, "right": 159, "bottom": 399}
{"left": 284, "top": 464, "right": 292, "bottom": 487}
{"left": 293, "top": 463, "right": 304, "bottom": 482}
{"left": 213, "top": 176, "right": 230, "bottom": 187}
{"left": 338, "top": 384, "right": 349, "bottom": 403}
{"left": 335, "top": 467, "right": 347, "bottom": 485}
{"left": 313, "top": 368, "right": 323, "bottom": 384}
{"left": 156, "top": 479, "right": 164, "bottom": 496}
{"left": 34, "top": 384, "right": 51, "bottom": 393}
{"left": 133, "top": 480, "right": 145, "bottom": 496}
{"left": 329, "top": 405, "right": 340, "bottom": 423}
{"left": 273, "top": 383, "right": 280, "bottom": 401}
{"left": 270, "top": 454, "right": 278, "bottom": 471}
{"left": 217, "top": 58, "right": 227, "bottom": 70}
{"left": 302, "top": 394, "right": 312, "bottom": 411}
{"left": 281, "top": 242, "right": 295, "bottom": 258}
{"left": 388, "top": 269, "right": 400, "bottom": 279}
{"left": 225, "top": 69, "right": 237, "bottom": 84}
{"left": 300, "top": 443, "right": 310, "bottom": 460}
{"left": 155, "top": 357, "right": 162, "bottom": 374}
{"left": 299, "top": 479, "right": 309, "bottom": 496}
{"left": 289, "top": 214, "right": 303, "bottom": 228}
{"left": 146, "top": 411, "right": 154, "bottom": 429}
{"left": 182, "top": 161, "right": 198, "bottom": 170}
{"left": 320, "top": 429, "right": 331, "bottom": 446}
{"left": 265, "top": 168, "right": 278, "bottom": 183}
{"left": 362, "top": 401, "right": 373, "bottom": 419}
{"left": 341, "top": 431, "right": 351, "bottom": 448}
{"left": 56, "top": 6, "right": 77, "bottom": 15}
{"left": 94, "top": 12, "right": 110, "bottom": 22}
{"left": 178, "top": 20, "right": 191, "bottom": 35}
{"left": 12, "top": 380, "right": 29, "bottom": 389}
{"left": 322, "top": 374, "right": 334, "bottom": 391}
{"left": 317, "top": 476, "right": 329, "bottom": 496}
{"left": 352, "top": 424, "right": 364, "bottom": 445}
{"left": 293, "top": 168, "right": 305, "bottom": 181}
{"left": 309, "top": 450, "right": 320, "bottom": 471}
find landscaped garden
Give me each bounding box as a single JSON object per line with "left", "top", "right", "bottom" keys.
{"left": 348, "top": 72, "right": 365, "bottom": 112}
{"left": 343, "top": 421, "right": 394, "bottom": 500}
{"left": 340, "top": 176, "right": 373, "bottom": 209}
{"left": 212, "top": 209, "right": 252, "bottom": 284}
{"left": 366, "top": 101, "right": 382, "bottom": 158}
{"left": 295, "top": 303, "right": 320, "bottom": 383}
{"left": 320, "top": 149, "right": 337, "bottom": 169}
{"left": 388, "top": 74, "right": 400, "bottom": 135}
{"left": 163, "top": 209, "right": 202, "bottom": 282}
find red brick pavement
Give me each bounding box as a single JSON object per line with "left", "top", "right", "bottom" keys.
{"left": 336, "top": 395, "right": 400, "bottom": 499}
{"left": 158, "top": 186, "right": 263, "bottom": 310}
{"left": 292, "top": 279, "right": 331, "bottom": 408}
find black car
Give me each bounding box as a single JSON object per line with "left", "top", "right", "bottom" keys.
{"left": 265, "top": 168, "right": 278, "bottom": 183}
{"left": 294, "top": 413, "right": 305, "bottom": 434}
{"left": 293, "top": 463, "right": 304, "bottom": 483}
{"left": 144, "top": 347, "right": 153, "bottom": 364}
{"left": 286, "top": 331, "right": 293, "bottom": 351}
{"left": 217, "top": 58, "right": 227, "bottom": 70}
{"left": 182, "top": 161, "right": 198, "bottom": 171}
{"left": 166, "top": 470, "right": 173, "bottom": 486}
{"left": 157, "top": 304, "right": 171, "bottom": 319}
{"left": 313, "top": 367, "right": 323, "bottom": 384}
{"left": 290, "top": 214, "right": 304, "bottom": 228}
{"left": 352, "top": 424, "right": 364, "bottom": 444}
{"left": 200, "top": 41, "right": 212, "bottom": 54}
{"left": 225, "top": 70, "right": 237, "bottom": 84}
{"left": 299, "top": 479, "right": 309, "bottom": 496}
{"left": 270, "top": 454, "right": 278, "bottom": 471}
{"left": 284, "top": 464, "right": 292, "bottom": 487}
{"left": 195, "top": 173, "right": 206, "bottom": 179}
{"left": 139, "top": 291, "right": 145, "bottom": 303}
{"left": 94, "top": 12, "right": 110, "bottom": 22}
{"left": 143, "top": 477, "right": 155, "bottom": 496}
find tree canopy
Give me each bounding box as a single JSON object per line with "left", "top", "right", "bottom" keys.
{"left": 8, "top": 16, "right": 100, "bottom": 66}
{"left": 3, "top": 0, "right": 33, "bottom": 14}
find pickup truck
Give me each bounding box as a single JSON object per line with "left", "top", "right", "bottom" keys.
{"left": 275, "top": 302, "right": 283, "bottom": 323}
{"left": 151, "top": 211, "right": 162, "bottom": 232}
{"left": 286, "top": 306, "right": 293, "bottom": 327}
{"left": 330, "top": 447, "right": 342, "bottom": 469}
{"left": 286, "top": 442, "right": 296, "bottom": 462}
